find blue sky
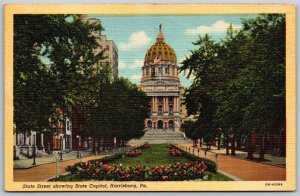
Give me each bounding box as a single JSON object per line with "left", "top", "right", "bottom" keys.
{"left": 91, "top": 14, "right": 257, "bottom": 87}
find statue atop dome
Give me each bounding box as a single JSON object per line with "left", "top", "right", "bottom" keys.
{"left": 156, "top": 24, "right": 165, "bottom": 43}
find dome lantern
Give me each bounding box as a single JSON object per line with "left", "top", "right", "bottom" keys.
{"left": 156, "top": 24, "right": 165, "bottom": 43}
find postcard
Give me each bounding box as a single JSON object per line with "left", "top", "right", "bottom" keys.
{"left": 4, "top": 4, "right": 296, "bottom": 191}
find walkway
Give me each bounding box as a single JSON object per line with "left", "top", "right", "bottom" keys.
{"left": 177, "top": 144, "right": 286, "bottom": 181}
{"left": 14, "top": 147, "right": 133, "bottom": 181}
{"left": 14, "top": 154, "right": 107, "bottom": 181}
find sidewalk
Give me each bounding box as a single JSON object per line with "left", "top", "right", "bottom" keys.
{"left": 193, "top": 145, "right": 286, "bottom": 168}
{"left": 14, "top": 147, "right": 133, "bottom": 181}
{"left": 14, "top": 150, "right": 94, "bottom": 169}
{"left": 177, "top": 144, "right": 286, "bottom": 181}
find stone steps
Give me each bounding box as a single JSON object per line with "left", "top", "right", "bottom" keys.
{"left": 128, "top": 129, "right": 192, "bottom": 144}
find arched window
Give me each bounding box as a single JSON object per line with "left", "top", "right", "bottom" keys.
{"left": 169, "top": 120, "right": 174, "bottom": 129}
{"left": 157, "top": 120, "right": 163, "bottom": 129}
{"left": 146, "top": 67, "right": 149, "bottom": 75}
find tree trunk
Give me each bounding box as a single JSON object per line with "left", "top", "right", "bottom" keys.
{"left": 259, "top": 134, "right": 265, "bottom": 161}
{"left": 236, "top": 137, "right": 241, "bottom": 150}
{"left": 280, "top": 129, "right": 286, "bottom": 157}
{"left": 199, "top": 138, "right": 202, "bottom": 147}
{"left": 217, "top": 134, "right": 221, "bottom": 150}
{"left": 231, "top": 135, "right": 236, "bottom": 156}
{"left": 225, "top": 137, "right": 230, "bottom": 155}
{"left": 247, "top": 132, "right": 254, "bottom": 159}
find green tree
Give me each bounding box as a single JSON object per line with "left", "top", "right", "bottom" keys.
{"left": 87, "top": 77, "right": 150, "bottom": 147}
{"left": 180, "top": 14, "right": 286, "bottom": 159}
{"left": 14, "top": 14, "right": 107, "bottom": 135}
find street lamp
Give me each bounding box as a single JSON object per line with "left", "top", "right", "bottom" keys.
{"left": 76, "top": 135, "right": 80, "bottom": 158}
{"left": 32, "top": 131, "right": 36, "bottom": 165}
{"left": 60, "top": 133, "right": 63, "bottom": 161}
{"left": 215, "top": 153, "right": 219, "bottom": 170}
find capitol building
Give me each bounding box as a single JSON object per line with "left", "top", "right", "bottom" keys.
{"left": 139, "top": 25, "right": 188, "bottom": 132}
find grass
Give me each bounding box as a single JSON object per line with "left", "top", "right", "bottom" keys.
{"left": 113, "top": 144, "right": 190, "bottom": 168}
{"left": 206, "top": 172, "right": 234, "bottom": 181}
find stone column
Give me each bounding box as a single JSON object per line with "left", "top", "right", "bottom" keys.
{"left": 154, "top": 97, "right": 158, "bottom": 112}
{"left": 174, "top": 97, "right": 177, "bottom": 112}
{"left": 13, "top": 132, "right": 20, "bottom": 160}
{"left": 152, "top": 97, "right": 155, "bottom": 113}
{"left": 27, "top": 132, "right": 33, "bottom": 157}
{"left": 166, "top": 97, "right": 169, "bottom": 113}
{"left": 41, "top": 133, "right": 45, "bottom": 152}
{"left": 177, "top": 97, "right": 179, "bottom": 112}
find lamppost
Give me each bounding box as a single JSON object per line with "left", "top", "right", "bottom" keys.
{"left": 32, "top": 131, "right": 36, "bottom": 165}
{"left": 60, "top": 133, "right": 63, "bottom": 161}
{"left": 215, "top": 153, "right": 219, "bottom": 170}
{"left": 76, "top": 135, "right": 80, "bottom": 158}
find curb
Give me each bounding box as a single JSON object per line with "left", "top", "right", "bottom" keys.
{"left": 217, "top": 170, "right": 242, "bottom": 181}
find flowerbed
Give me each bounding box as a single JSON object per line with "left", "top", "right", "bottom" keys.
{"left": 169, "top": 148, "right": 183, "bottom": 156}
{"left": 125, "top": 149, "right": 142, "bottom": 157}
{"left": 65, "top": 160, "right": 208, "bottom": 181}
{"left": 60, "top": 144, "right": 221, "bottom": 181}
{"left": 170, "top": 144, "right": 217, "bottom": 173}
{"left": 168, "top": 143, "right": 183, "bottom": 156}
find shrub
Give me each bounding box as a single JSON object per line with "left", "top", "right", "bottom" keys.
{"left": 125, "top": 149, "right": 142, "bottom": 157}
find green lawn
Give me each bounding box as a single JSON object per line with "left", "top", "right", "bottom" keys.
{"left": 113, "top": 144, "right": 190, "bottom": 168}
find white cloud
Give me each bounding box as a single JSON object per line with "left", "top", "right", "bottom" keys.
{"left": 119, "top": 61, "right": 126, "bottom": 68}
{"left": 185, "top": 20, "right": 242, "bottom": 36}
{"left": 130, "top": 59, "right": 144, "bottom": 68}
{"left": 130, "top": 74, "right": 142, "bottom": 80}
{"left": 119, "top": 31, "right": 151, "bottom": 51}
{"left": 118, "top": 59, "right": 144, "bottom": 69}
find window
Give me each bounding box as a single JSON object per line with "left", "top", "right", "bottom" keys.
{"left": 146, "top": 68, "right": 149, "bottom": 75}
{"left": 165, "top": 67, "right": 169, "bottom": 74}
{"left": 158, "top": 105, "right": 163, "bottom": 115}
{"left": 169, "top": 105, "right": 173, "bottom": 115}
{"left": 151, "top": 67, "right": 155, "bottom": 76}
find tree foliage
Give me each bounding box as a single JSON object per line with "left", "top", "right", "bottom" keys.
{"left": 14, "top": 14, "right": 107, "bottom": 133}
{"left": 86, "top": 77, "right": 150, "bottom": 141}
{"left": 180, "top": 14, "right": 286, "bottom": 152}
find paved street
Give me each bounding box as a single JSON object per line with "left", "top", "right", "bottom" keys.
{"left": 177, "top": 144, "right": 286, "bottom": 181}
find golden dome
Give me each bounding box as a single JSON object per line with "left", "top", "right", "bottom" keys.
{"left": 144, "top": 25, "right": 177, "bottom": 63}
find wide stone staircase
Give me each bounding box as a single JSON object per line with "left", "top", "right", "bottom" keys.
{"left": 128, "top": 129, "right": 192, "bottom": 144}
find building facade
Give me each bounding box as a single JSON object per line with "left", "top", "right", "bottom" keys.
{"left": 87, "top": 18, "right": 119, "bottom": 80}
{"left": 140, "top": 25, "right": 188, "bottom": 132}
{"left": 70, "top": 17, "right": 119, "bottom": 151}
